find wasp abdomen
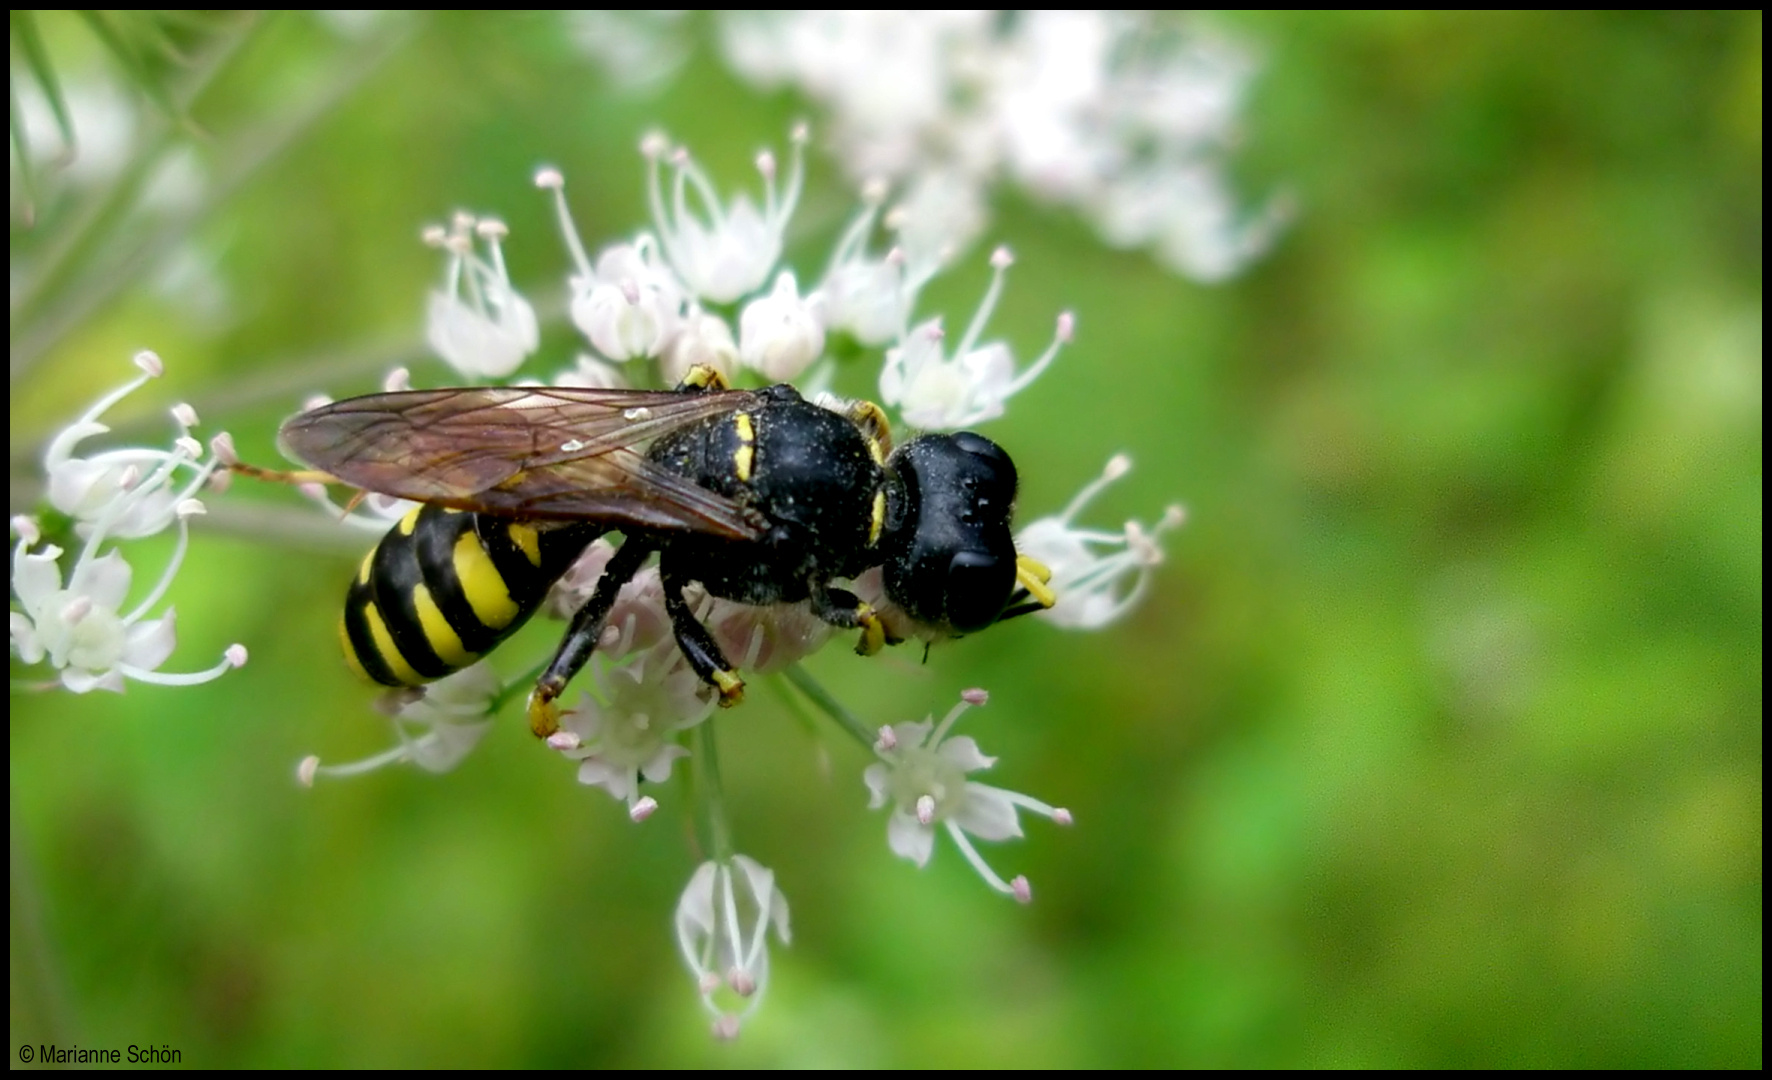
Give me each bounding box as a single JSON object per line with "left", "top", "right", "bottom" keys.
{"left": 340, "top": 504, "right": 600, "bottom": 687}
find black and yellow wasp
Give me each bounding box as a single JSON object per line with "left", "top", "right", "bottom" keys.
{"left": 259, "top": 366, "right": 1056, "bottom": 736}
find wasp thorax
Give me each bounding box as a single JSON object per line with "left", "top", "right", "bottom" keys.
{"left": 880, "top": 432, "right": 1021, "bottom": 634}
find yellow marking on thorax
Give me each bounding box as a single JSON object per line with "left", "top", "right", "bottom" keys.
{"left": 453, "top": 530, "right": 520, "bottom": 629}
{"left": 507, "top": 522, "right": 542, "bottom": 567}
{"left": 868, "top": 489, "right": 886, "bottom": 546}
{"left": 398, "top": 506, "right": 422, "bottom": 535}
{"left": 732, "top": 411, "right": 756, "bottom": 482}
{"left": 338, "top": 614, "right": 373, "bottom": 683}
{"left": 411, "top": 583, "right": 474, "bottom": 667}
{"left": 356, "top": 550, "right": 375, "bottom": 586}
{"left": 361, "top": 601, "right": 424, "bottom": 685}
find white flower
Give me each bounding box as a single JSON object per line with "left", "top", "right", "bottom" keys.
{"left": 565, "top": 10, "right": 691, "bottom": 93}
{"left": 659, "top": 304, "right": 739, "bottom": 387}
{"left": 738, "top": 270, "right": 826, "bottom": 382}
{"left": 717, "top": 11, "right": 1284, "bottom": 283}
{"left": 863, "top": 689, "right": 1071, "bottom": 902}
{"left": 550, "top": 651, "right": 714, "bottom": 817}
{"left": 720, "top": 12, "right": 992, "bottom": 181}
{"left": 1015, "top": 455, "right": 1187, "bottom": 629}
{"left": 702, "top": 597, "right": 834, "bottom": 676}
{"left": 817, "top": 181, "right": 921, "bottom": 347}
{"left": 10, "top": 517, "right": 245, "bottom": 694}
{"left": 675, "top": 854, "right": 792, "bottom": 1039}
{"left": 885, "top": 167, "right": 988, "bottom": 281}
{"left": 879, "top": 247, "right": 1071, "bottom": 430}
{"left": 644, "top": 127, "right": 806, "bottom": 304}
{"left": 423, "top": 214, "right": 540, "bottom": 379}
{"left": 42, "top": 351, "right": 225, "bottom": 540}
{"left": 552, "top": 353, "right": 630, "bottom": 390}
{"left": 297, "top": 662, "right": 503, "bottom": 783}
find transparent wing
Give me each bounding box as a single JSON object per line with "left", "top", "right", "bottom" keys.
{"left": 279, "top": 386, "right": 767, "bottom": 540}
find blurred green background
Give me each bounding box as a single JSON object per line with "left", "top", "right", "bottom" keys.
{"left": 10, "top": 10, "right": 1760, "bottom": 1068}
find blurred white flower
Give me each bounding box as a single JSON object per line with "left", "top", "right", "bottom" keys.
{"left": 719, "top": 10, "right": 1285, "bottom": 281}
{"left": 738, "top": 270, "right": 826, "bottom": 382}
{"left": 552, "top": 353, "right": 630, "bottom": 390}
{"left": 566, "top": 10, "right": 691, "bottom": 93}
{"left": 660, "top": 304, "right": 740, "bottom": 387}
{"left": 645, "top": 127, "right": 807, "bottom": 303}
{"left": 1015, "top": 454, "right": 1187, "bottom": 629}
{"left": 13, "top": 354, "right": 245, "bottom": 694}
{"left": 675, "top": 854, "right": 792, "bottom": 1039}
{"left": 42, "top": 351, "right": 226, "bottom": 540}
{"left": 864, "top": 688, "right": 1071, "bottom": 902}
{"left": 878, "top": 247, "right": 1071, "bottom": 430}
{"left": 423, "top": 213, "right": 539, "bottom": 379}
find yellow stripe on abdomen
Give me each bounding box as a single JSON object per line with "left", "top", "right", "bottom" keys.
{"left": 362, "top": 600, "right": 424, "bottom": 685}
{"left": 453, "top": 529, "right": 520, "bottom": 629}
{"left": 412, "top": 582, "right": 475, "bottom": 667}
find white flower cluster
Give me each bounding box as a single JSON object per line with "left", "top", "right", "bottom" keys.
{"left": 10, "top": 351, "right": 247, "bottom": 694}
{"left": 720, "top": 10, "right": 1290, "bottom": 282}
{"left": 288, "top": 126, "right": 1185, "bottom": 1037}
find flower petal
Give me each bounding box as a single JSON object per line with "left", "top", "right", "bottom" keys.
{"left": 952, "top": 783, "right": 1024, "bottom": 842}
{"left": 886, "top": 808, "right": 936, "bottom": 867}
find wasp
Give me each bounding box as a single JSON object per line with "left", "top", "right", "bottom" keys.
{"left": 255, "top": 366, "right": 1056, "bottom": 737}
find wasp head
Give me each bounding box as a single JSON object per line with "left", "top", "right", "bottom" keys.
{"left": 879, "top": 432, "right": 1022, "bottom": 635}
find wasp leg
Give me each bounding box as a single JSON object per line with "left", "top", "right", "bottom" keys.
{"left": 846, "top": 399, "right": 894, "bottom": 460}
{"left": 808, "top": 581, "right": 899, "bottom": 657}
{"left": 658, "top": 557, "right": 745, "bottom": 707}
{"left": 675, "top": 364, "right": 731, "bottom": 393}
{"left": 527, "top": 536, "right": 654, "bottom": 737}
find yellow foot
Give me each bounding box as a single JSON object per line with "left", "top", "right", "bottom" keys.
{"left": 854, "top": 606, "right": 887, "bottom": 657}
{"left": 711, "top": 668, "right": 746, "bottom": 707}
{"left": 527, "top": 690, "right": 562, "bottom": 738}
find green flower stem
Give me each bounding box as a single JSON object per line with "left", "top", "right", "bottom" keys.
{"left": 782, "top": 662, "right": 876, "bottom": 748}
{"left": 691, "top": 721, "right": 735, "bottom": 863}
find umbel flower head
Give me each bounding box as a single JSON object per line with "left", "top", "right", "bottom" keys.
{"left": 271, "top": 123, "right": 1188, "bottom": 1039}
{"left": 11, "top": 352, "right": 246, "bottom": 694}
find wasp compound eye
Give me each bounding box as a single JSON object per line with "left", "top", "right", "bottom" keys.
{"left": 945, "top": 549, "right": 1014, "bottom": 633}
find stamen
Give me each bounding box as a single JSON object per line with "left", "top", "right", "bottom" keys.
{"left": 729, "top": 968, "right": 756, "bottom": 996}
{"left": 629, "top": 796, "right": 658, "bottom": 823}
{"left": 945, "top": 821, "right": 1019, "bottom": 897}
{"left": 537, "top": 167, "right": 595, "bottom": 278}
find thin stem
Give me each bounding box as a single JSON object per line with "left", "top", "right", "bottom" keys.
{"left": 691, "top": 721, "right": 735, "bottom": 863}
{"left": 781, "top": 662, "right": 876, "bottom": 748}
